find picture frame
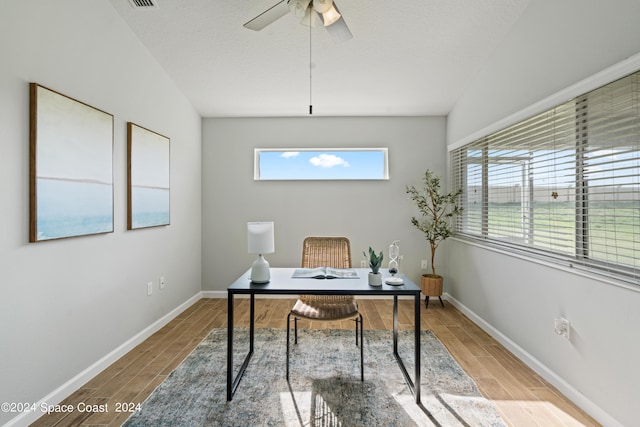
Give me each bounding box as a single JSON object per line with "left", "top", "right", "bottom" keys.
{"left": 127, "top": 122, "right": 170, "bottom": 230}
{"left": 29, "top": 83, "right": 114, "bottom": 242}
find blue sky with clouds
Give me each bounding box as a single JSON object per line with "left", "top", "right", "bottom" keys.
{"left": 258, "top": 150, "right": 387, "bottom": 180}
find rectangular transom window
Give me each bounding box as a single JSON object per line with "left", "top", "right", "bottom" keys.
{"left": 254, "top": 148, "right": 389, "bottom": 180}
{"left": 451, "top": 71, "right": 640, "bottom": 283}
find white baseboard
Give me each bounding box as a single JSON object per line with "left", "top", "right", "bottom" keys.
{"left": 6, "top": 293, "right": 202, "bottom": 427}
{"left": 444, "top": 293, "right": 622, "bottom": 427}
{"left": 201, "top": 290, "right": 226, "bottom": 298}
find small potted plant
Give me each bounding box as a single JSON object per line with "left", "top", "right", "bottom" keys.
{"left": 406, "top": 170, "right": 462, "bottom": 306}
{"left": 363, "top": 247, "right": 384, "bottom": 286}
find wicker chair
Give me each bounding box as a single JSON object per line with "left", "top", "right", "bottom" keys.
{"left": 286, "top": 236, "right": 364, "bottom": 381}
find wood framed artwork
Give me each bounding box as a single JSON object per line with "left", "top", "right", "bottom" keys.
{"left": 127, "top": 122, "right": 170, "bottom": 230}
{"left": 29, "top": 83, "right": 114, "bottom": 242}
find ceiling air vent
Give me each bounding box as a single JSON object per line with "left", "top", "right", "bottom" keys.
{"left": 129, "top": 0, "right": 159, "bottom": 9}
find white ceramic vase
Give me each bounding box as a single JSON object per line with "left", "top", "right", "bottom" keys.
{"left": 368, "top": 272, "right": 382, "bottom": 286}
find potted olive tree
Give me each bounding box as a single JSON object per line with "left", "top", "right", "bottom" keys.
{"left": 406, "top": 170, "right": 462, "bottom": 307}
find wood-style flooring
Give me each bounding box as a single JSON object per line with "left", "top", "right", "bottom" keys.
{"left": 30, "top": 297, "right": 599, "bottom": 426}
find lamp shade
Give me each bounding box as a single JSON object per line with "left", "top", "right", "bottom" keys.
{"left": 247, "top": 222, "right": 275, "bottom": 254}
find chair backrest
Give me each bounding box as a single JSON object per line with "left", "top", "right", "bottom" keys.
{"left": 301, "top": 237, "right": 352, "bottom": 269}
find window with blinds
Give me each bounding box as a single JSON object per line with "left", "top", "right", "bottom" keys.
{"left": 451, "top": 71, "right": 640, "bottom": 283}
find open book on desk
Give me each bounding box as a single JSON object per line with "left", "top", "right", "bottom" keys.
{"left": 292, "top": 267, "right": 359, "bottom": 279}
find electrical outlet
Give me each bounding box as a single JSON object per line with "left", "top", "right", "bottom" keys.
{"left": 159, "top": 276, "right": 165, "bottom": 290}
{"left": 147, "top": 282, "right": 153, "bottom": 296}
{"left": 360, "top": 260, "right": 367, "bottom": 268}
{"left": 421, "top": 260, "right": 428, "bottom": 269}
{"left": 554, "top": 317, "right": 571, "bottom": 339}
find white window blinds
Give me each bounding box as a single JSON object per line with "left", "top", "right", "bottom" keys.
{"left": 451, "top": 71, "right": 640, "bottom": 283}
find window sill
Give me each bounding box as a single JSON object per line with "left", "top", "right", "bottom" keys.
{"left": 450, "top": 236, "right": 640, "bottom": 293}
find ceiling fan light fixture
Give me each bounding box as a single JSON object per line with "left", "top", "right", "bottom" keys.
{"left": 288, "top": 0, "right": 311, "bottom": 19}
{"left": 312, "top": 0, "right": 332, "bottom": 13}
{"left": 299, "top": 7, "right": 320, "bottom": 27}
{"left": 319, "top": 4, "right": 340, "bottom": 26}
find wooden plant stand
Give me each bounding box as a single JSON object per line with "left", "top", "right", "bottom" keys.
{"left": 421, "top": 274, "right": 444, "bottom": 308}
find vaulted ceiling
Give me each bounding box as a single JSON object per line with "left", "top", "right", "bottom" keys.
{"left": 109, "top": 0, "right": 529, "bottom": 117}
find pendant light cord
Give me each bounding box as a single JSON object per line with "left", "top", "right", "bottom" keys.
{"left": 309, "top": 9, "right": 313, "bottom": 115}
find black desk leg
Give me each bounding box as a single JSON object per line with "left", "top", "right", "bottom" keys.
{"left": 250, "top": 293, "right": 255, "bottom": 354}
{"left": 226, "top": 293, "right": 256, "bottom": 401}
{"left": 226, "top": 292, "right": 234, "bottom": 401}
{"left": 393, "top": 295, "right": 399, "bottom": 354}
{"left": 415, "top": 292, "right": 421, "bottom": 403}
{"left": 392, "top": 294, "right": 422, "bottom": 404}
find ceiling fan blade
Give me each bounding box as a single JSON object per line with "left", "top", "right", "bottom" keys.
{"left": 243, "top": 0, "right": 290, "bottom": 31}
{"left": 325, "top": 16, "right": 352, "bottom": 42}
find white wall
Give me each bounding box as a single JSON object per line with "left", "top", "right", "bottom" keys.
{"left": 0, "top": 1, "right": 202, "bottom": 425}
{"left": 448, "top": 0, "right": 640, "bottom": 145}
{"left": 202, "top": 116, "right": 447, "bottom": 292}
{"left": 446, "top": 1, "right": 640, "bottom": 426}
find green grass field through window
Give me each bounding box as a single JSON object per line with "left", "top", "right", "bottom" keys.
{"left": 461, "top": 201, "right": 640, "bottom": 269}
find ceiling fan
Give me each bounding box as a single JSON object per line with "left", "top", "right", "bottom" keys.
{"left": 244, "top": 0, "right": 352, "bottom": 42}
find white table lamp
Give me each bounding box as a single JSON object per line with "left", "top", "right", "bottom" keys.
{"left": 247, "top": 222, "right": 275, "bottom": 283}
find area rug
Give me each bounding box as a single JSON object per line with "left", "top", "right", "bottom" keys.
{"left": 124, "top": 328, "right": 505, "bottom": 427}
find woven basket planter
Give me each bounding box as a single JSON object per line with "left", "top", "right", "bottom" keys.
{"left": 421, "top": 274, "right": 443, "bottom": 296}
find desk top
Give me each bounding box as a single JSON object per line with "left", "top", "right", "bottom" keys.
{"left": 228, "top": 268, "right": 421, "bottom": 296}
